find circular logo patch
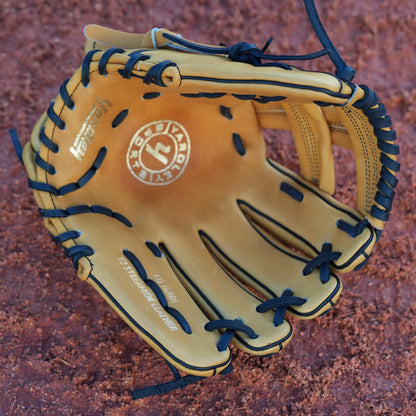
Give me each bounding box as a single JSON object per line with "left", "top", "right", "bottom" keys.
{"left": 126, "top": 120, "right": 191, "bottom": 185}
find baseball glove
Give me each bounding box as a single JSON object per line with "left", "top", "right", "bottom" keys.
{"left": 15, "top": 0, "right": 399, "bottom": 399}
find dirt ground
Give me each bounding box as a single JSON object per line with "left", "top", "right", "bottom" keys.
{"left": 1, "top": 0, "right": 415, "bottom": 415}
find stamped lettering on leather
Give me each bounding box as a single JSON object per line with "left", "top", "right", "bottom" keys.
{"left": 70, "top": 97, "right": 113, "bottom": 162}
{"left": 117, "top": 257, "right": 179, "bottom": 331}
{"left": 126, "top": 120, "right": 191, "bottom": 185}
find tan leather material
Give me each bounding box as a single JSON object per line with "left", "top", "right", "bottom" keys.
{"left": 279, "top": 102, "right": 335, "bottom": 195}
{"left": 22, "top": 28, "right": 398, "bottom": 377}
{"left": 84, "top": 25, "right": 178, "bottom": 53}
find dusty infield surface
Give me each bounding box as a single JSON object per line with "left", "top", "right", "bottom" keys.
{"left": 1, "top": 1, "right": 415, "bottom": 415}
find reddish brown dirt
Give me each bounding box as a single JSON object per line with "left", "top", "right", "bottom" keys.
{"left": 1, "top": 1, "right": 415, "bottom": 415}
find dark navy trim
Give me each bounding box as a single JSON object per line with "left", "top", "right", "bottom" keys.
{"left": 238, "top": 196, "right": 373, "bottom": 271}
{"left": 179, "top": 75, "right": 350, "bottom": 99}
{"left": 180, "top": 92, "right": 227, "bottom": 99}
{"left": 235, "top": 326, "right": 292, "bottom": 352}
{"left": 287, "top": 275, "right": 341, "bottom": 318}
{"left": 266, "top": 159, "right": 363, "bottom": 222}
{"left": 238, "top": 199, "right": 318, "bottom": 260}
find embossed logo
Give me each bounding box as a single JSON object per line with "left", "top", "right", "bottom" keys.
{"left": 126, "top": 120, "right": 190, "bottom": 185}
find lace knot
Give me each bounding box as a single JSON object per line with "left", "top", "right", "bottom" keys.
{"left": 228, "top": 42, "right": 262, "bottom": 65}
{"left": 303, "top": 242, "right": 341, "bottom": 283}
{"left": 256, "top": 289, "right": 306, "bottom": 327}
{"left": 205, "top": 318, "right": 258, "bottom": 352}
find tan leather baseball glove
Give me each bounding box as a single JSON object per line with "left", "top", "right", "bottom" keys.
{"left": 14, "top": 2, "right": 399, "bottom": 398}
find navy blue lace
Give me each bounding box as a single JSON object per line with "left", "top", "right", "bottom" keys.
{"left": 40, "top": 204, "right": 132, "bottom": 227}
{"left": 161, "top": 0, "right": 355, "bottom": 81}
{"left": 122, "top": 50, "right": 150, "bottom": 79}
{"left": 352, "top": 85, "right": 400, "bottom": 224}
{"left": 303, "top": 243, "right": 341, "bottom": 283}
{"left": 51, "top": 230, "right": 94, "bottom": 269}
{"left": 205, "top": 319, "right": 259, "bottom": 352}
{"left": 9, "top": 0, "right": 399, "bottom": 400}
{"left": 29, "top": 147, "right": 107, "bottom": 196}
{"left": 23, "top": 47, "right": 140, "bottom": 274}
{"left": 131, "top": 361, "right": 233, "bottom": 400}
{"left": 257, "top": 289, "right": 306, "bottom": 326}
{"left": 143, "top": 60, "right": 178, "bottom": 86}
